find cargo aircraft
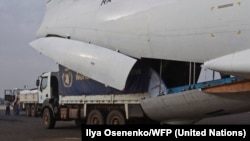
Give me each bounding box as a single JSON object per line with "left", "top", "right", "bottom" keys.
{"left": 30, "top": 0, "right": 250, "bottom": 124}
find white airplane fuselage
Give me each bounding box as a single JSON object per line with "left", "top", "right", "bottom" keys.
{"left": 37, "top": 0, "right": 250, "bottom": 63}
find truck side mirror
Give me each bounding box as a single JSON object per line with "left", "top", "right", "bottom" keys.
{"left": 36, "top": 79, "right": 40, "bottom": 87}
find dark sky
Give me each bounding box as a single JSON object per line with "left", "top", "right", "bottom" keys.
{"left": 0, "top": 0, "right": 58, "bottom": 98}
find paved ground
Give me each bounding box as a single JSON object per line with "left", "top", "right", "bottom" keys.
{"left": 0, "top": 105, "right": 81, "bottom": 141}
{"left": 197, "top": 112, "right": 250, "bottom": 125}
{"left": 1, "top": 104, "right": 250, "bottom": 141}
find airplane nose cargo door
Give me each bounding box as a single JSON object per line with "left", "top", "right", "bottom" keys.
{"left": 30, "top": 37, "right": 137, "bottom": 90}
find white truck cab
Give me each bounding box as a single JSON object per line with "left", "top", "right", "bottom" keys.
{"left": 36, "top": 72, "right": 59, "bottom": 104}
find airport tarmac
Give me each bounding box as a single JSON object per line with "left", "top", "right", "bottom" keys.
{"left": 0, "top": 105, "right": 250, "bottom": 141}
{"left": 0, "top": 105, "right": 81, "bottom": 141}
{"left": 1, "top": 104, "right": 250, "bottom": 124}
{"left": 0, "top": 104, "right": 250, "bottom": 122}
{"left": 196, "top": 112, "right": 250, "bottom": 125}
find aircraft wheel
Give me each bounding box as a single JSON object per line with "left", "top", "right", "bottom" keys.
{"left": 87, "top": 109, "right": 104, "bottom": 125}
{"left": 43, "top": 108, "right": 56, "bottom": 129}
{"left": 106, "top": 109, "right": 125, "bottom": 125}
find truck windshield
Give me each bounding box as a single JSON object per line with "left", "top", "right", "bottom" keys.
{"left": 41, "top": 77, "right": 48, "bottom": 91}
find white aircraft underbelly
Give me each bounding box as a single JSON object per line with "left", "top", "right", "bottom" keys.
{"left": 37, "top": 0, "right": 250, "bottom": 63}
{"left": 141, "top": 89, "right": 250, "bottom": 124}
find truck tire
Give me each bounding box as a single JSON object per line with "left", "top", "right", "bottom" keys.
{"left": 31, "top": 105, "right": 37, "bottom": 117}
{"left": 26, "top": 105, "right": 31, "bottom": 117}
{"left": 87, "top": 109, "right": 104, "bottom": 125}
{"left": 43, "top": 108, "right": 56, "bottom": 129}
{"left": 106, "top": 110, "right": 125, "bottom": 125}
{"left": 13, "top": 104, "right": 19, "bottom": 115}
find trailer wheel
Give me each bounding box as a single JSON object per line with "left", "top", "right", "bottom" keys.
{"left": 26, "top": 105, "right": 31, "bottom": 117}
{"left": 31, "top": 105, "right": 37, "bottom": 117}
{"left": 106, "top": 110, "right": 125, "bottom": 125}
{"left": 43, "top": 108, "right": 56, "bottom": 129}
{"left": 13, "top": 104, "right": 19, "bottom": 115}
{"left": 87, "top": 110, "right": 104, "bottom": 125}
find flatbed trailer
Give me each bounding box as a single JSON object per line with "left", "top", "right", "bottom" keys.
{"left": 18, "top": 89, "right": 41, "bottom": 117}
{"left": 58, "top": 93, "right": 148, "bottom": 122}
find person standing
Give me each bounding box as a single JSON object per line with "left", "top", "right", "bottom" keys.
{"left": 5, "top": 101, "right": 11, "bottom": 116}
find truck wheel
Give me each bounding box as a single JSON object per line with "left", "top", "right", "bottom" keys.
{"left": 26, "top": 105, "right": 31, "bottom": 117}
{"left": 13, "top": 104, "right": 19, "bottom": 115}
{"left": 106, "top": 110, "right": 125, "bottom": 125}
{"left": 43, "top": 108, "right": 56, "bottom": 129}
{"left": 87, "top": 110, "right": 104, "bottom": 125}
{"left": 31, "top": 105, "right": 37, "bottom": 117}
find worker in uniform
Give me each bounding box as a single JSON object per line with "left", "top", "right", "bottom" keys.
{"left": 5, "top": 101, "right": 11, "bottom": 116}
